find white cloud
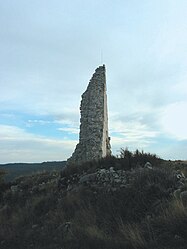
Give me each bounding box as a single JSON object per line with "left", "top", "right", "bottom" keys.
{"left": 26, "top": 119, "right": 52, "bottom": 127}
{"left": 110, "top": 116, "right": 158, "bottom": 140}
{"left": 109, "top": 116, "right": 159, "bottom": 156}
{"left": 54, "top": 108, "right": 80, "bottom": 127}
{"left": 0, "top": 125, "right": 77, "bottom": 163}
{"left": 160, "top": 101, "right": 187, "bottom": 140}
{"left": 58, "top": 127, "right": 79, "bottom": 134}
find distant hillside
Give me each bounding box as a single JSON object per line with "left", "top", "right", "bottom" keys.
{"left": 0, "top": 161, "right": 66, "bottom": 182}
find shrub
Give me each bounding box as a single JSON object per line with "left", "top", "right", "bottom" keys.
{"left": 119, "top": 148, "right": 162, "bottom": 169}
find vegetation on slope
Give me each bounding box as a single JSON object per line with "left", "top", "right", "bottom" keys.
{"left": 0, "top": 161, "right": 66, "bottom": 182}
{"left": 0, "top": 149, "right": 186, "bottom": 249}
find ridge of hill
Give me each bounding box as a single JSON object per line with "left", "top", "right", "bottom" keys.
{"left": 0, "top": 161, "right": 66, "bottom": 182}
{"left": 0, "top": 149, "right": 187, "bottom": 249}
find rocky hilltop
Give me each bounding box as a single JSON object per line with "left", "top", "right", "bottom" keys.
{"left": 0, "top": 150, "right": 187, "bottom": 249}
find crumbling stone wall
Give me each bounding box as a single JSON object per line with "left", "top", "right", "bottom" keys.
{"left": 67, "top": 65, "right": 111, "bottom": 165}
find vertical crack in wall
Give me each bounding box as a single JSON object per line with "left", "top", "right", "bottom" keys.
{"left": 67, "top": 65, "right": 111, "bottom": 165}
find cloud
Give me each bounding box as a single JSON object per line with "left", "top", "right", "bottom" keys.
{"left": 27, "top": 119, "right": 52, "bottom": 126}
{"left": 109, "top": 114, "right": 159, "bottom": 156}
{"left": 23, "top": 109, "right": 80, "bottom": 128}
{"left": 110, "top": 113, "right": 159, "bottom": 138}
{"left": 58, "top": 127, "right": 79, "bottom": 134}
{"left": 0, "top": 0, "right": 187, "bottom": 161}
{"left": 0, "top": 125, "right": 76, "bottom": 163}
{"left": 159, "top": 101, "right": 187, "bottom": 140}
{"left": 53, "top": 109, "right": 80, "bottom": 127}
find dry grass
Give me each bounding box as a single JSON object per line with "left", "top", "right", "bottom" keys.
{"left": 120, "top": 223, "right": 147, "bottom": 249}
{"left": 0, "top": 151, "right": 187, "bottom": 249}
{"left": 160, "top": 199, "right": 187, "bottom": 224}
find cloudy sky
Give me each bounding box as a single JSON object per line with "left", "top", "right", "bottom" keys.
{"left": 0, "top": 0, "right": 187, "bottom": 163}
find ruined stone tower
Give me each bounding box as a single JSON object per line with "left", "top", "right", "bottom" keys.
{"left": 67, "top": 65, "right": 111, "bottom": 165}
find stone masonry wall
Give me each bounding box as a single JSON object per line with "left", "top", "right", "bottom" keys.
{"left": 67, "top": 65, "right": 111, "bottom": 165}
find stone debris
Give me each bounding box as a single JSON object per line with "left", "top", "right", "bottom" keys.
{"left": 32, "top": 224, "right": 39, "bottom": 229}
{"left": 67, "top": 65, "right": 111, "bottom": 165}
{"left": 58, "top": 166, "right": 187, "bottom": 199}
{"left": 63, "top": 167, "right": 136, "bottom": 192}
{"left": 79, "top": 173, "right": 97, "bottom": 184}
{"left": 144, "top": 162, "right": 153, "bottom": 169}
{"left": 2, "top": 162, "right": 186, "bottom": 216}
{"left": 175, "top": 170, "right": 185, "bottom": 179}
{"left": 174, "top": 170, "right": 186, "bottom": 188}
{"left": 10, "top": 185, "right": 18, "bottom": 192}
{"left": 173, "top": 169, "right": 187, "bottom": 203}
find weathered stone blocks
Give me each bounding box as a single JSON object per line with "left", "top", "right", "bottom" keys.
{"left": 67, "top": 65, "right": 111, "bottom": 165}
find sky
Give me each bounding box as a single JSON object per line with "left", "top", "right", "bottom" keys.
{"left": 0, "top": 0, "right": 187, "bottom": 163}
